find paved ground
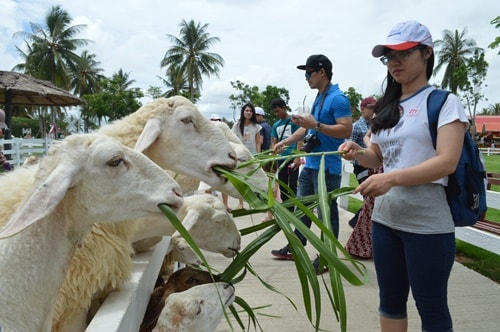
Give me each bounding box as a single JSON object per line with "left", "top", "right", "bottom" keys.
{"left": 209, "top": 198, "right": 500, "bottom": 332}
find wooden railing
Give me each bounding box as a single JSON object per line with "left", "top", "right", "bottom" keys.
{"left": 1, "top": 138, "right": 58, "bottom": 166}
{"left": 85, "top": 237, "right": 171, "bottom": 332}
{"left": 339, "top": 161, "right": 500, "bottom": 255}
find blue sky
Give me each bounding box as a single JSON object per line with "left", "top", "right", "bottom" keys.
{"left": 1, "top": 0, "right": 498, "bottom": 120}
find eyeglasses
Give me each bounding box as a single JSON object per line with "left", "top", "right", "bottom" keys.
{"left": 379, "top": 46, "right": 424, "bottom": 65}
{"left": 305, "top": 69, "right": 320, "bottom": 79}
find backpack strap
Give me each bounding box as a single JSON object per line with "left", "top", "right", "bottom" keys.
{"left": 427, "top": 89, "right": 451, "bottom": 149}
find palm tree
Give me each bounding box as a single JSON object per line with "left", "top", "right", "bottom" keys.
{"left": 434, "top": 28, "right": 480, "bottom": 94}
{"left": 70, "top": 50, "right": 105, "bottom": 96}
{"left": 161, "top": 19, "right": 224, "bottom": 100}
{"left": 71, "top": 51, "right": 104, "bottom": 132}
{"left": 12, "top": 5, "right": 90, "bottom": 137}
{"left": 489, "top": 16, "right": 500, "bottom": 54}
{"left": 112, "top": 69, "right": 136, "bottom": 92}
{"left": 157, "top": 64, "right": 190, "bottom": 97}
{"left": 13, "top": 5, "right": 90, "bottom": 88}
{"left": 486, "top": 103, "right": 500, "bottom": 115}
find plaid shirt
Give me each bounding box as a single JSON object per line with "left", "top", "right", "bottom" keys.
{"left": 351, "top": 117, "right": 370, "bottom": 165}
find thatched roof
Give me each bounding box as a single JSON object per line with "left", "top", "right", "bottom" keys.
{"left": 0, "top": 71, "right": 84, "bottom": 107}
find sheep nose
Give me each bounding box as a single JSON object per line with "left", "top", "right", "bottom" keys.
{"left": 234, "top": 237, "right": 241, "bottom": 251}
{"left": 228, "top": 151, "right": 238, "bottom": 165}
{"left": 173, "top": 187, "right": 183, "bottom": 199}
{"left": 167, "top": 187, "right": 184, "bottom": 209}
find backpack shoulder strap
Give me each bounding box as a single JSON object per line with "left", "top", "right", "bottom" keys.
{"left": 427, "top": 89, "right": 451, "bottom": 149}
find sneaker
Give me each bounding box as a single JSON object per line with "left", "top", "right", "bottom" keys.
{"left": 312, "top": 256, "right": 329, "bottom": 275}
{"left": 271, "top": 245, "right": 293, "bottom": 260}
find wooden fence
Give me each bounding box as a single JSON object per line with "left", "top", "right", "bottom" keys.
{"left": 1, "top": 137, "right": 58, "bottom": 166}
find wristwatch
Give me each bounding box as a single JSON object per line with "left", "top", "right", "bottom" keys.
{"left": 315, "top": 122, "right": 321, "bottom": 130}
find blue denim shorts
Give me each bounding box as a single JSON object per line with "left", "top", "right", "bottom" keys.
{"left": 372, "top": 221, "right": 455, "bottom": 332}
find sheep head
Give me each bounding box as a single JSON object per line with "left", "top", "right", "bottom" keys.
{"left": 0, "top": 134, "right": 184, "bottom": 239}
{"left": 166, "top": 236, "right": 201, "bottom": 266}
{"left": 103, "top": 96, "right": 237, "bottom": 188}
{"left": 175, "top": 193, "right": 241, "bottom": 258}
{"left": 153, "top": 282, "right": 235, "bottom": 332}
{"left": 208, "top": 141, "right": 268, "bottom": 199}
{"left": 141, "top": 266, "right": 216, "bottom": 332}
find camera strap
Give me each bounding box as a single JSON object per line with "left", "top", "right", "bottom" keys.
{"left": 312, "top": 83, "right": 332, "bottom": 132}
{"left": 278, "top": 118, "right": 291, "bottom": 142}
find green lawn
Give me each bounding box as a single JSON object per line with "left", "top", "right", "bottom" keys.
{"left": 482, "top": 154, "right": 500, "bottom": 222}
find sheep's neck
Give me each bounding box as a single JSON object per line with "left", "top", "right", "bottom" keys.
{"left": 0, "top": 211, "right": 91, "bottom": 331}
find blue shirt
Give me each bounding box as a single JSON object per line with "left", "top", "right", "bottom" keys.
{"left": 272, "top": 116, "right": 301, "bottom": 156}
{"left": 259, "top": 120, "right": 272, "bottom": 150}
{"left": 351, "top": 117, "right": 370, "bottom": 166}
{"left": 305, "top": 83, "right": 351, "bottom": 174}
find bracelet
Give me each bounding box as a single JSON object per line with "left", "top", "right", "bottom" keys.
{"left": 315, "top": 122, "right": 321, "bottom": 130}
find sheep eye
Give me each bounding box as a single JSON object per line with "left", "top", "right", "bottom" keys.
{"left": 181, "top": 118, "right": 191, "bottom": 124}
{"left": 106, "top": 157, "right": 123, "bottom": 167}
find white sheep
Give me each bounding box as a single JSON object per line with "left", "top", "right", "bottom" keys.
{"left": 21, "top": 154, "right": 39, "bottom": 167}
{"left": 51, "top": 193, "right": 241, "bottom": 332}
{"left": 132, "top": 193, "right": 241, "bottom": 257}
{"left": 155, "top": 236, "right": 202, "bottom": 287}
{"left": 0, "top": 164, "right": 37, "bottom": 226}
{"left": 97, "top": 95, "right": 237, "bottom": 186}
{"left": 211, "top": 140, "right": 268, "bottom": 197}
{"left": 165, "top": 235, "right": 201, "bottom": 267}
{"left": 51, "top": 96, "right": 243, "bottom": 332}
{"left": 152, "top": 282, "right": 235, "bottom": 332}
{"left": 0, "top": 133, "right": 183, "bottom": 332}
{"left": 140, "top": 266, "right": 216, "bottom": 332}
{"left": 185, "top": 121, "right": 269, "bottom": 197}
{"left": 182, "top": 120, "right": 244, "bottom": 194}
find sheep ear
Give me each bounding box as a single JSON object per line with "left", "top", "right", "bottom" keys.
{"left": 0, "top": 164, "right": 77, "bottom": 239}
{"left": 134, "top": 118, "right": 162, "bottom": 152}
{"left": 171, "top": 210, "right": 200, "bottom": 238}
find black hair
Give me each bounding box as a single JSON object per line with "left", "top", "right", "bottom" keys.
{"left": 371, "top": 46, "right": 434, "bottom": 133}
{"left": 270, "top": 98, "right": 286, "bottom": 109}
{"left": 325, "top": 69, "right": 333, "bottom": 81}
{"left": 237, "top": 103, "right": 257, "bottom": 136}
{"left": 315, "top": 67, "right": 333, "bottom": 81}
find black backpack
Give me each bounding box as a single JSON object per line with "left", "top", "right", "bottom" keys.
{"left": 427, "top": 89, "right": 487, "bottom": 226}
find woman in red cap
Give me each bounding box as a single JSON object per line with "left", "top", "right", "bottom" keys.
{"left": 340, "top": 21, "right": 468, "bottom": 332}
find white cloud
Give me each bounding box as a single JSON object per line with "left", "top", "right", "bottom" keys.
{"left": 1, "top": 0, "right": 499, "bottom": 119}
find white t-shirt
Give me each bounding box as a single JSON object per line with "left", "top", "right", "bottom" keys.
{"left": 371, "top": 87, "right": 468, "bottom": 186}
{"left": 231, "top": 122, "right": 262, "bottom": 154}
{"left": 370, "top": 87, "right": 469, "bottom": 234}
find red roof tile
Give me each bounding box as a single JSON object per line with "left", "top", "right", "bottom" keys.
{"left": 473, "top": 116, "right": 500, "bottom": 133}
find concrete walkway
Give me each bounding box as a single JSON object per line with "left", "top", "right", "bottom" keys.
{"left": 210, "top": 199, "right": 500, "bottom": 332}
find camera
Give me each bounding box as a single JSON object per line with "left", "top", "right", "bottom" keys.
{"left": 301, "top": 133, "right": 320, "bottom": 153}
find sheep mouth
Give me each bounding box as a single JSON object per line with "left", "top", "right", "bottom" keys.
{"left": 212, "top": 166, "right": 231, "bottom": 183}
{"left": 163, "top": 203, "right": 181, "bottom": 212}
{"left": 224, "top": 285, "right": 236, "bottom": 306}
{"left": 225, "top": 247, "right": 240, "bottom": 257}
{"left": 157, "top": 203, "right": 181, "bottom": 217}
